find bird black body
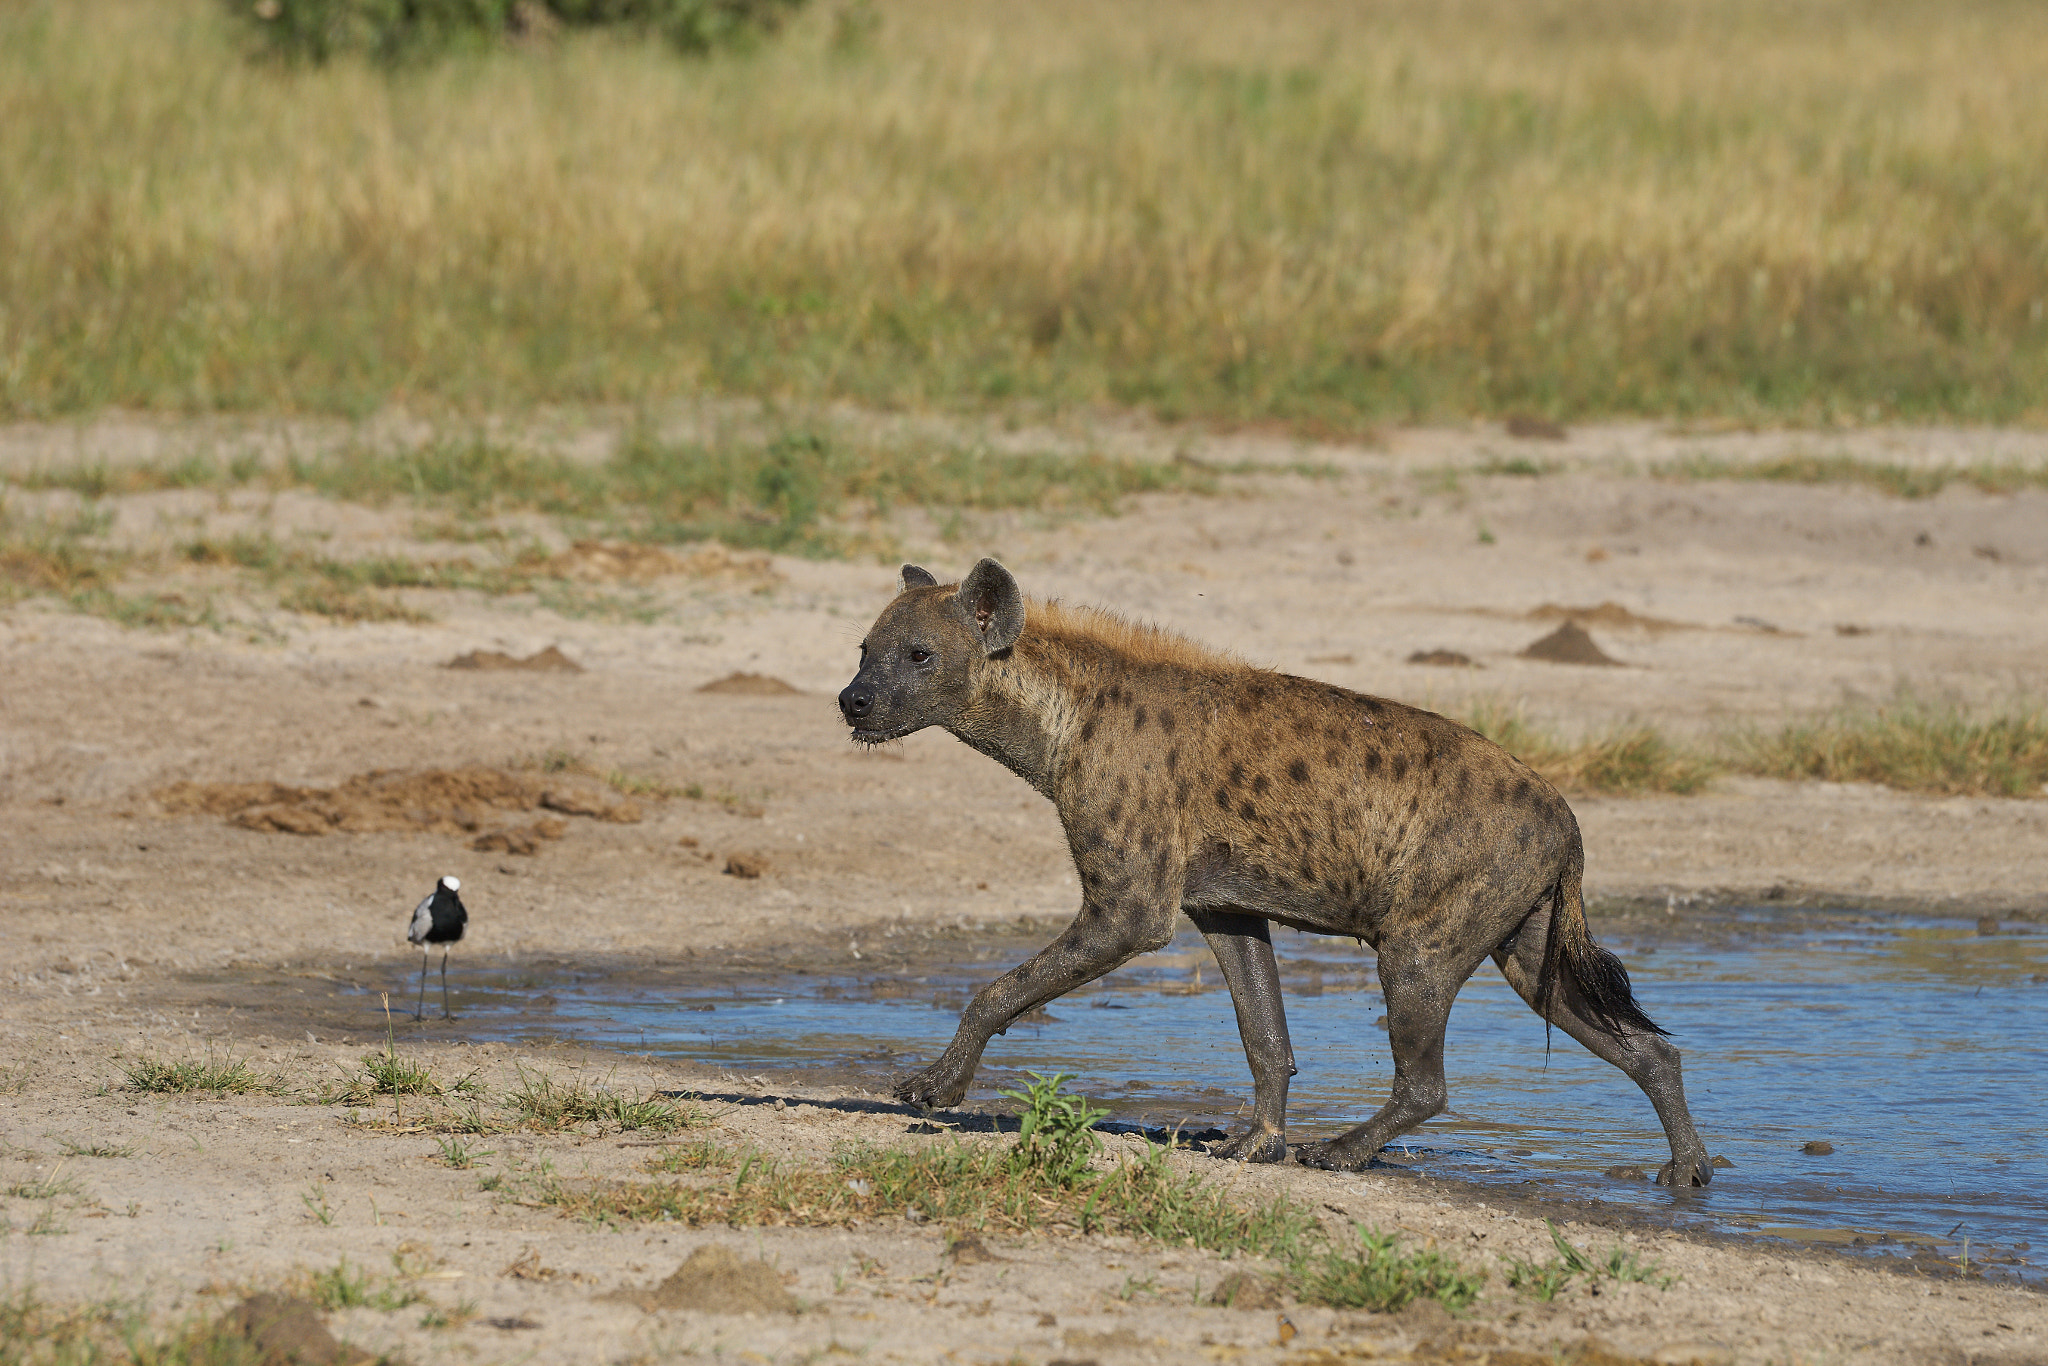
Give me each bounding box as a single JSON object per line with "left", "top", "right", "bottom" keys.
{"left": 407, "top": 876, "right": 467, "bottom": 1020}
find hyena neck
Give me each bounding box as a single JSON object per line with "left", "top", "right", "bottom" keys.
{"left": 945, "top": 638, "right": 1089, "bottom": 799}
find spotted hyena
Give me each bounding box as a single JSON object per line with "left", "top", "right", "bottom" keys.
{"left": 837, "top": 559, "right": 1711, "bottom": 1185}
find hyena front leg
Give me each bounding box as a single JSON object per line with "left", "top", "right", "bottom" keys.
{"left": 895, "top": 893, "right": 1179, "bottom": 1109}
{"left": 1187, "top": 908, "right": 1295, "bottom": 1163}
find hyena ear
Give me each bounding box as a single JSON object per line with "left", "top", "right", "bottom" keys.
{"left": 900, "top": 564, "right": 938, "bottom": 592}
{"left": 954, "top": 558, "right": 1024, "bottom": 655}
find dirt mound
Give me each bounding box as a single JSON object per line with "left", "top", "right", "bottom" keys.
{"left": 1529, "top": 601, "right": 1690, "bottom": 633}
{"left": 614, "top": 1244, "right": 799, "bottom": 1315}
{"left": 546, "top": 541, "right": 779, "bottom": 584}
{"left": 1521, "top": 621, "right": 1624, "bottom": 666}
{"left": 445, "top": 646, "right": 582, "bottom": 672}
{"left": 155, "top": 766, "right": 640, "bottom": 847}
{"left": 1407, "top": 649, "right": 1481, "bottom": 668}
{"left": 222, "top": 1294, "right": 370, "bottom": 1366}
{"left": 698, "top": 671, "right": 801, "bottom": 695}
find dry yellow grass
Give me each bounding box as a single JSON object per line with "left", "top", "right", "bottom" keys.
{"left": 4, "top": 0, "right": 2047, "bottom": 420}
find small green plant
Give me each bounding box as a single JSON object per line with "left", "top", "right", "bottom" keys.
{"left": 301, "top": 1258, "right": 424, "bottom": 1312}
{"left": 433, "top": 1136, "right": 494, "bottom": 1169}
{"left": 1505, "top": 1219, "right": 1674, "bottom": 1300}
{"left": 1289, "top": 1224, "right": 1485, "bottom": 1313}
{"left": 508, "top": 1068, "right": 704, "bottom": 1133}
{"left": 361, "top": 1051, "right": 440, "bottom": 1097}
{"left": 122, "top": 1051, "right": 277, "bottom": 1095}
{"left": 1001, "top": 1072, "right": 1108, "bottom": 1186}
{"left": 643, "top": 1141, "right": 729, "bottom": 1174}
{"left": 5, "top": 1168, "right": 82, "bottom": 1201}
{"left": 302, "top": 1182, "right": 335, "bottom": 1226}
{"left": 54, "top": 1141, "right": 134, "bottom": 1159}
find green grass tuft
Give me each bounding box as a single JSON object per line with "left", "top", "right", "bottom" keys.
{"left": 121, "top": 1052, "right": 278, "bottom": 1096}
{"left": 1738, "top": 696, "right": 2048, "bottom": 798}
{"left": 1291, "top": 1224, "right": 1486, "bottom": 1313}
{"left": 1459, "top": 703, "right": 1718, "bottom": 796}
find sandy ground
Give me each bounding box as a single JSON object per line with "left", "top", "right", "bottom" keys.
{"left": 3, "top": 414, "right": 2046, "bottom": 1364}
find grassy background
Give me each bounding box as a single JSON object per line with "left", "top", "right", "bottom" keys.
{"left": 5, "top": 0, "right": 2048, "bottom": 424}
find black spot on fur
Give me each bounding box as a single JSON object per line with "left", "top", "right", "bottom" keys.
{"left": 1513, "top": 778, "right": 1532, "bottom": 803}
{"left": 1158, "top": 709, "right": 1176, "bottom": 733}
{"left": 1238, "top": 801, "right": 1258, "bottom": 821}
{"left": 1133, "top": 706, "right": 1147, "bottom": 729}
{"left": 1289, "top": 758, "right": 1311, "bottom": 784}
{"left": 1080, "top": 718, "right": 1096, "bottom": 742}
{"left": 1215, "top": 786, "right": 1232, "bottom": 811}
{"left": 1391, "top": 755, "right": 1409, "bottom": 781}
{"left": 1325, "top": 747, "right": 1340, "bottom": 765}
{"left": 1228, "top": 763, "right": 1246, "bottom": 786}
{"left": 1365, "top": 751, "right": 1382, "bottom": 774}
{"left": 1176, "top": 779, "right": 1192, "bottom": 806}
{"left": 1252, "top": 774, "right": 1270, "bottom": 795}
{"left": 1407, "top": 794, "right": 1421, "bottom": 814}
{"left": 1167, "top": 748, "right": 1180, "bottom": 772}
{"left": 1106, "top": 802, "right": 1122, "bottom": 823}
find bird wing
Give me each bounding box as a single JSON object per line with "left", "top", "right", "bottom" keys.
{"left": 408, "top": 892, "right": 435, "bottom": 945}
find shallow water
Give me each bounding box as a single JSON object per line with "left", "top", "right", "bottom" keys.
{"left": 443, "top": 910, "right": 2046, "bottom": 1279}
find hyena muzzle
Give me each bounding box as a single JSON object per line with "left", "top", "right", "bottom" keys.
{"left": 838, "top": 559, "right": 1712, "bottom": 1186}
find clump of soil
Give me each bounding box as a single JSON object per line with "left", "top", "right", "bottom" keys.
{"left": 724, "top": 852, "right": 770, "bottom": 878}
{"left": 1407, "top": 649, "right": 1481, "bottom": 668}
{"left": 445, "top": 646, "right": 582, "bottom": 672}
{"left": 547, "top": 541, "right": 779, "bottom": 584}
{"left": 614, "top": 1244, "right": 799, "bottom": 1315}
{"left": 1521, "top": 621, "right": 1624, "bottom": 667}
{"left": 1529, "top": 601, "right": 1690, "bottom": 633}
{"left": 698, "top": 671, "right": 801, "bottom": 695}
{"left": 222, "top": 1294, "right": 370, "bottom": 1366}
{"left": 154, "top": 766, "right": 641, "bottom": 844}
{"left": 946, "top": 1232, "right": 1001, "bottom": 1264}
{"left": 472, "top": 817, "right": 568, "bottom": 855}
{"left": 1505, "top": 413, "right": 1568, "bottom": 441}
{"left": 1209, "top": 1271, "right": 1284, "bottom": 1309}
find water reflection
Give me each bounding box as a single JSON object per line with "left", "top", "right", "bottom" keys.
{"left": 441, "top": 910, "right": 2045, "bottom": 1279}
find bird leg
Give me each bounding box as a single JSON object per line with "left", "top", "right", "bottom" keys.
{"left": 440, "top": 949, "right": 454, "bottom": 1020}
{"left": 416, "top": 949, "right": 429, "bottom": 1021}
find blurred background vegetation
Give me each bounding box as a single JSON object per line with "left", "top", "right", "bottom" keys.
{"left": 3, "top": 0, "right": 2046, "bottom": 425}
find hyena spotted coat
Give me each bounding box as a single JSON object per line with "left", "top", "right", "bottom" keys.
{"left": 838, "top": 559, "right": 1713, "bottom": 1186}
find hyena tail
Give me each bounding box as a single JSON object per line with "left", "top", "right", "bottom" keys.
{"left": 1535, "top": 840, "right": 1668, "bottom": 1040}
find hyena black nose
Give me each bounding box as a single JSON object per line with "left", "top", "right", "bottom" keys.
{"left": 839, "top": 683, "right": 874, "bottom": 723}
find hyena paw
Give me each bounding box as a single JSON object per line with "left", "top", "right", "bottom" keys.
{"left": 1291, "top": 1139, "right": 1379, "bottom": 1173}
{"left": 1208, "top": 1128, "right": 1288, "bottom": 1164}
{"left": 892, "top": 1066, "right": 969, "bottom": 1110}
{"left": 1656, "top": 1154, "right": 1714, "bottom": 1187}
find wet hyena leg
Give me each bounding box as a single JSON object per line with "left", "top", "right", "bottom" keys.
{"left": 895, "top": 899, "right": 1175, "bottom": 1110}
{"left": 1187, "top": 909, "right": 1295, "bottom": 1163}
{"left": 1294, "top": 939, "right": 1477, "bottom": 1172}
{"left": 1493, "top": 910, "right": 1713, "bottom": 1187}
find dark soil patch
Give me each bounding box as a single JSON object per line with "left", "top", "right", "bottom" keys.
{"left": 1407, "top": 649, "right": 1481, "bottom": 668}
{"left": 1505, "top": 413, "right": 1568, "bottom": 441}
{"left": 1521, "top": 622, "right": 1624, "bottom": 666}
{"left": 153, "top": 766, "right": 641, "bottom": 840}
{"left": 445, "top": 645, "right": 583, "bottom": 671}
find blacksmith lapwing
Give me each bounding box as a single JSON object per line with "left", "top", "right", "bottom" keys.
{"left": 407, "top": 876, "right": 468, "bottom": 1020}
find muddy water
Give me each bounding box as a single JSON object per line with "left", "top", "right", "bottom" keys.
{"left": 448, "top": 910, "right": 2046, "bottom": 1279}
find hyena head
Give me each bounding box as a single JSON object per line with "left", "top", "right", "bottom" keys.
{"left": 839, "top": 559, "right": 1025, "bottom": 744}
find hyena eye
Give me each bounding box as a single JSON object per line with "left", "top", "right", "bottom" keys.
{"left": 909, "top": 648, "right": 932, "bottom": 664}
